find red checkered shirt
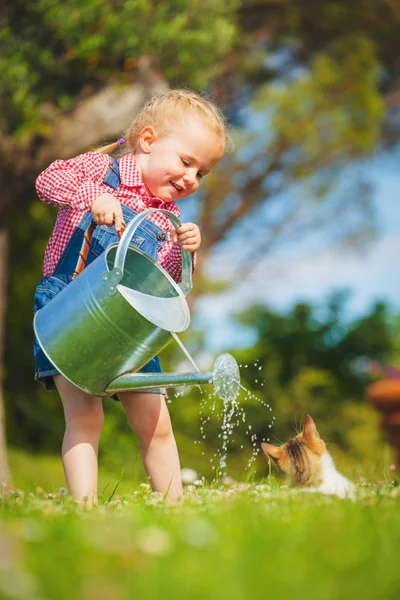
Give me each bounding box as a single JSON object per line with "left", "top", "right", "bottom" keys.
{"left": 36, "top": 152, "right": 190, "bottom": 282}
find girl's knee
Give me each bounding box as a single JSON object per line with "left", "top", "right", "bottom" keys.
{"left": 63, "top": 396, "right": 104, "bottom": 435}
{"left": 136, "top": 401, "right": 173, "bottom": 447}
{"left": 151, "top": 410, "right": 173, "bottom": 441}
{"left": 56, "top": 376, "right": 104, "bottom": 432}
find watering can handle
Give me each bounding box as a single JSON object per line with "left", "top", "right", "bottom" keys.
{"left": 113, "top": 208, "right": 193, "bottom": 295}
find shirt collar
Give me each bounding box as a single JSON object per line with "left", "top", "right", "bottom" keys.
{"left": 118, "top": 154, "right": 180, "bottom": 214}
{"left": 118, "top": 153, "right": 145, "bottom": 190}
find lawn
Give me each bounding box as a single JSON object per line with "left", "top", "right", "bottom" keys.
{"left": 1, "top": 475, "right": 400, "bottom": 600}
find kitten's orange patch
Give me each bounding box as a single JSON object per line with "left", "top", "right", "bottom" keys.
{"left": 261, "top": 415, "right": 325, "bottom": 486}
{"left": 307, "top": 438, "right": 326, "bottom": 455}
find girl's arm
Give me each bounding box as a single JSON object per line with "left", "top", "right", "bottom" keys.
{"left": 36, "top": 152, "right": 111, "bottom": 211}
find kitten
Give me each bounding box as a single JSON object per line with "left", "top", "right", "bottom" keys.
{"left": 262, "top": 415, "right": 354, "bottom": 499}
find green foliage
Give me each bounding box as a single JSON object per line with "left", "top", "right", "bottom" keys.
{"left": 99, "top": 402, "right": 147, "bottom": 484}
{"left": 1, "top": 0, "right": 238, "bottom": 139}
{"left": 276, "top": 0, "right": 400, "bottom": 78}
{"left": 5, "top": 202, "right": 65, "bottom": 451}
{"left": 254, "top": 35, "right": 384, "bottom": 174}
{"left": 8, "top": 446, "right": 141, "bottom": 496}
{"left": 389, "top": 314, "right": 400, "bottom": 365}
{"left": 236, "top": 295, "right": 393, "bottom": 395}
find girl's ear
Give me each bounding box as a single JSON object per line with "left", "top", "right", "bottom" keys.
{"left": 139, "top": 126, "right": 157, "bottom": 153}
{"left": 261, "top": 443, "right": 282, "bottom": 461}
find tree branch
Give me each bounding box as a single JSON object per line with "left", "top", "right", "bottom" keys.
{"left": 0, "top": 58, "right": 168, "bottom": 222}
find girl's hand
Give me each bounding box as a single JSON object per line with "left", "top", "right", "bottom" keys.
{"left": 91, "top": 193, "right": 124, "bottom": 233}
{"left": 171, "top": 222, "right": 201, "bottom": 253}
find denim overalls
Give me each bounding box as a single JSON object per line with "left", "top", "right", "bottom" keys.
{"left": 34, "top": 157, "right": 167, "bottom": 396}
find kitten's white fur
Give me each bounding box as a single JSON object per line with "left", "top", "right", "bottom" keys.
{"left": 316, "top": 452, "right": 354, "bottom": 499}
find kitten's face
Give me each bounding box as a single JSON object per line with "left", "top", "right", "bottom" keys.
{"left": 261, "top": 415, "right": 327, "bottom": 487}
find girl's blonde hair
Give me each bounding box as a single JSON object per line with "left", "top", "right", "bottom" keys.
{"left": 95, "top": 89, "right": 232, "bottom": 155}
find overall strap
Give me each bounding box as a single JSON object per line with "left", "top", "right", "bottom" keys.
{"left": 102, "top": 156, "right": 120, "bottom": 190}
{"left": 71, "top": 157, "right": 120, "bottom": 279}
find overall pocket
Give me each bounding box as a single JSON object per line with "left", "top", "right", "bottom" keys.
{"left": 34, "top": 274, "right": 71, "bottom": 313}
{"left": 90, "top": 224, "right": 148, "bottom": 258}
{"left": 90, "top": 222, "right": 164, "bottom": 262}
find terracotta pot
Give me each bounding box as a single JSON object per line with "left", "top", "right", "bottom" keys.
{"left": 367, "top": 379, "right": 400, "bottom": 465}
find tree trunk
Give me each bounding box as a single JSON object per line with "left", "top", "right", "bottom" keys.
{"left": 0, "top": 228, "right": 12, "bottom": 486}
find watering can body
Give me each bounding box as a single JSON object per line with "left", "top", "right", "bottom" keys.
{"left": 34, "top": 209, "right": 192, "bottom": 396}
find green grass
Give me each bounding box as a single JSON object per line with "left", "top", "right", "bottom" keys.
{"left": 1, "top": 475, "right": 400, "bottom": 600}
{"left": 7, "top": 447, "right": 145, "bottom": 497}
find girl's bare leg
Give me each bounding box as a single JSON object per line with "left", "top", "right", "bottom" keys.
{"left": 54, "top": 374, "right": 104, "bottom": 507}
{"left": 118, "top": 392, "right": 182, "bottom": 502}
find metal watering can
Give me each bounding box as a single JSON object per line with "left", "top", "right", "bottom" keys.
{"left": 34, "top": 209, "right": 240, "bottom": 401}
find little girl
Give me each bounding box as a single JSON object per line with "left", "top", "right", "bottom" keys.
{"left": 34, "top": 89, "right": 230, "bottom": 505}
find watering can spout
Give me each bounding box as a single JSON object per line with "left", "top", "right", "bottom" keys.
{"left": 105, "top": 353, "right": 240, "bottom": 402}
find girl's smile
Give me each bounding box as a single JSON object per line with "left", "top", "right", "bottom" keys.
{"left": 170, "top": 180, "right": 183, "bottom": 193}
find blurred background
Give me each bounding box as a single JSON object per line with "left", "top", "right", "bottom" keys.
{"left": 1, "top": 0, "right": 400, "bottom": 491}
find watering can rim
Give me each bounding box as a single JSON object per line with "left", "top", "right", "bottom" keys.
{"left": 105, "top": 241, "right": 191, "bottom": 332}
{"left": 106, "top": 241, "right": 186, "bottom": 298}
{"left": 114, "top": 208, "right": 193, "bottom": 297}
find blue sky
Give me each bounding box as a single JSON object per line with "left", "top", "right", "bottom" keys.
{"left": 190, "top": 154, "right": 400, "bottom": 352}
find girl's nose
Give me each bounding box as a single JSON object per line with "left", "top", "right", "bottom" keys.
{"left": 183, "top": 169, "right": 197, "bottom": 186}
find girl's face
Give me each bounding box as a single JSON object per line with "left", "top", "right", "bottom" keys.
{"left": 135, "top": 118, "right": 224, "bottom": 202}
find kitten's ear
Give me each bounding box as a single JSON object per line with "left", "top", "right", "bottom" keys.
{"left": 303, "top": 415, "right": 320, "bottom": 443}
{"left": 261, "top": 443, "right": 282, "bottom": 461}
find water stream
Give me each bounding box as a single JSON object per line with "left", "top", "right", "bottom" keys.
{"left": 165, "top": 331, "right": 276, "bottom": 478}
{"left": 117, "top": 282, "right": 274, "bottom": 479}
{"left": 171, "top": 332, "right": 201, "bottom": 373}
{"left": 171, "top": 356, "right": 275, "bottom": 480}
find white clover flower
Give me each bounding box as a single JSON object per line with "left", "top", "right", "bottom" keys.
{"left": 237, "top": 483, "right": 251, "bottom": 491}
{"left": 146, "top": 493, "right": 165, "bottom": 506}
{"left": 221, "top": 476, "right": 236, "bottom": 486}
{"left": 181, "top": 468, "right": 198, "bottom": 484}
{"left": 136, "top": 526, "right": 173, "bottom": 556}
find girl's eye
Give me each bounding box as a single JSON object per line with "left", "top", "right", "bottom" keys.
{"left": 181, "top": 158, "right": 189, "bottom": 166}
{"left": 197, "top": 172, "right": 204, "bottom": 180}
